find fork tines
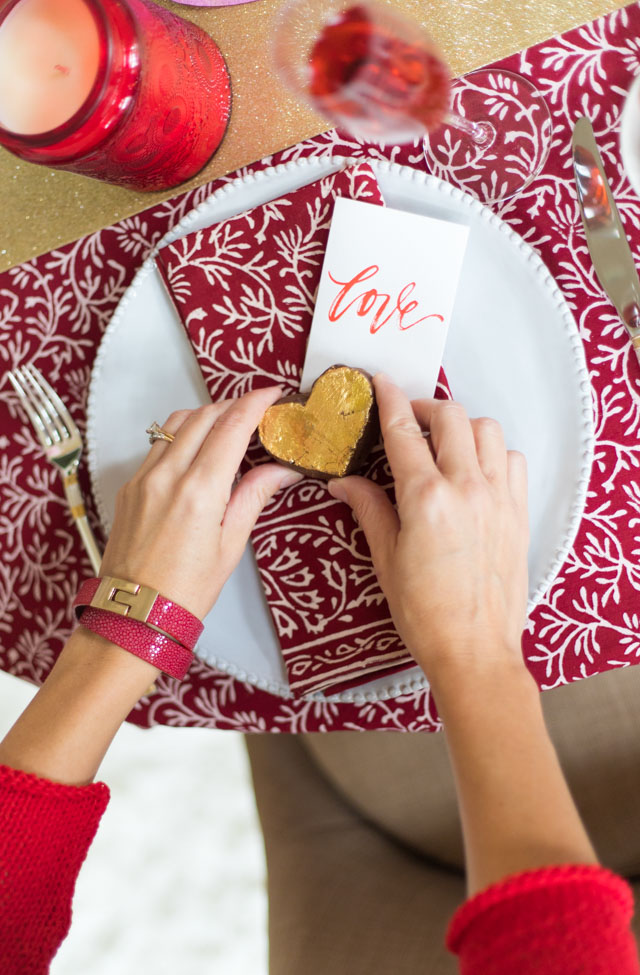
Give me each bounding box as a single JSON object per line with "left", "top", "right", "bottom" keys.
{"left": 8, "top": 364, "right": 76, "bottom": 448}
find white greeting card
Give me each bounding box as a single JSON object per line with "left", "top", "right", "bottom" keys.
{"left": 300, "top": 197, "right": 469, "bottom": 400}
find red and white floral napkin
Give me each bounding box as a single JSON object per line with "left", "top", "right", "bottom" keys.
{"left": 155, "top": 162, "right": 449, "bottom": 694}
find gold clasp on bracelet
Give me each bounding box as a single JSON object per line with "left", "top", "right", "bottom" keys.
{"left": 91, "top": 576, "right": 159, "bottom": 623}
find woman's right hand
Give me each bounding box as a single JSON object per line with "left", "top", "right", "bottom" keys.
{"left": 327, "top": 374, "right": 530, "bottom": 687}
{"left": 330, "top": 377, "right": 602, "bottom": 900}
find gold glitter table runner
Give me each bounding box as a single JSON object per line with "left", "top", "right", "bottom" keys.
{"left": 0, "top": 0, "right": 629, "bottom": 270}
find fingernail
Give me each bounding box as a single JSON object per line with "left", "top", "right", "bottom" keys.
{"left": 374, "top": 372, "right": 392, "bottom": 384}
{"left": 327, "top": 479, "right": 347, "bottom": 502}
{"left": 279, "top": 470, "right": 303, "bottom": 489}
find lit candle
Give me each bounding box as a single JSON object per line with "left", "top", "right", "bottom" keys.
{"left": 0, "top": 0, "right": 231, "bottom": 191}
{"left": 0, "top": 0, "right": 100, "bottom": 136}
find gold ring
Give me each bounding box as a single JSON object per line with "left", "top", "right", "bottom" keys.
{"left": 146, "top": 422, "right": 175, "bottom": 445}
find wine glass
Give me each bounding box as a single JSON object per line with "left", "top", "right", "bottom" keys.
{"left": 273, "top": 0, "right": 553, "bottom": 205}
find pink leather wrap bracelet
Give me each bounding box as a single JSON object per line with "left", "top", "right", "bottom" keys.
{"left": 79, "top": 607, "right": 194, "bottom": 680}
{"left": 73, "top": 576, "right": 204, "bottom": 651}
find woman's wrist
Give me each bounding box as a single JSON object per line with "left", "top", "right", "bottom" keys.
{"left": 62, "top": 626, "right": 161, "bottom": 693}
{"left": 429, "top": 649, "right": 598, "bottom": 895}
{"left": 0, "top": 628, "right": 160, "bottom": 785}
{"left": 426, "top": 645, "right": 538, "bottom": 719}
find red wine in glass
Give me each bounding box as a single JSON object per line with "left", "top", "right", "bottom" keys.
{"left": 307, "top": 4, "right": 450, "bottom": 142}
{"left": 274, "top": 0, "right": 552, "bottom": 204}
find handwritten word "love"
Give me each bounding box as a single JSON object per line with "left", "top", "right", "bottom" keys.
{"left": 327, "top": 265, "right": 444, "bottom": 335}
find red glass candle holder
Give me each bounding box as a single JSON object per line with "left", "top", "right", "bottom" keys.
{"left": 0, "top": 0, "right": 231, "bottom": 191}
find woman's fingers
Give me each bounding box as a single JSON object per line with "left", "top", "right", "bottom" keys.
{"left": 193, "top": 385, "right": 284, "bottom": 489}
{"left": 507, "top": 449, "right": 528, "bottom": 516}
{"left": 470, "top": 417, "right": 508, "bottom": 483}
{"left": 328, "top": 475, "right": 399, "bottom": 571}
{"left": 221, "top": 463, "right": 303, "bottom": 566}
{"left": 152, "top": 400, "right": 235, "bottom": 477}
{"left": 374, "top": 374, "right": 437, "bottom": 489}
{"left": 411, "top": 398, "right": 479, "bottom": 479}
{"left": 138, "top": 387, "right": 283, "bottom": 486}
{"left": 135, "top": 407, "right": 194, "bottom": 477}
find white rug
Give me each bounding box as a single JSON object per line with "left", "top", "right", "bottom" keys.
{"left": 0, "top": 671, "right": 268, "bottom": 975}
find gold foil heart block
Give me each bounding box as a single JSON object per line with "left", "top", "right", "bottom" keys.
{"left": 258, "top": 365, "right": 379, "bottom": 479}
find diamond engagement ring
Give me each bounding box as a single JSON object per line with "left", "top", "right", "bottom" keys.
{"left": 146, "top": 422, "right": 175, "bottom": 445}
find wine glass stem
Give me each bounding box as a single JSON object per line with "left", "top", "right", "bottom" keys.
{"left": 446, "top": 111, "right": 495, "bottom": 149}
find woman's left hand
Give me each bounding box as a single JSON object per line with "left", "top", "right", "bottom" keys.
{"left": 101, "top": 386, "right": 301, "bottom": 620}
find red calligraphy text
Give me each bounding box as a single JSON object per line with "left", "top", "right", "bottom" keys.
{"left": 327, "top": 265, "right": 444, "bottom": 334}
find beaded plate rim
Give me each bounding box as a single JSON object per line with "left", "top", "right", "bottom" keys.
{"left": 87, "top": 155, "right": 594, "bottom": 704}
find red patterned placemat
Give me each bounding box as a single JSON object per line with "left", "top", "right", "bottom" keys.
{"left": 1, "top": 3, "right": 640, "bottom": 732}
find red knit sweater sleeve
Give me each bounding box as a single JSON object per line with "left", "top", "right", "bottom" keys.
{"left": 0, "top": 763, "right": 109, "bottom": 974}
{"left": 446, "top": 863, "right": 640, "bottom": 974}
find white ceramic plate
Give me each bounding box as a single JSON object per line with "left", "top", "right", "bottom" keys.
{"left": 621, "top": 75, "right": 640, "bottom": 197}
{"left": 87, "top": 156, "right": 594, "bottom": 701}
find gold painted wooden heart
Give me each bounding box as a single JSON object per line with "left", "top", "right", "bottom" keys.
{"left": 258, "top": 365, "right": 379, "bottom": 479}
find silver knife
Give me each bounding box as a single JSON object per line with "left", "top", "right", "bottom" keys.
{"left": 572, "top": 115, "right": 640, "bottom": 367}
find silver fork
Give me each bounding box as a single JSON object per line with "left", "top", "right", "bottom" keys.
{"left": 8, "top": 364, "right": 103, "bottom": 574}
